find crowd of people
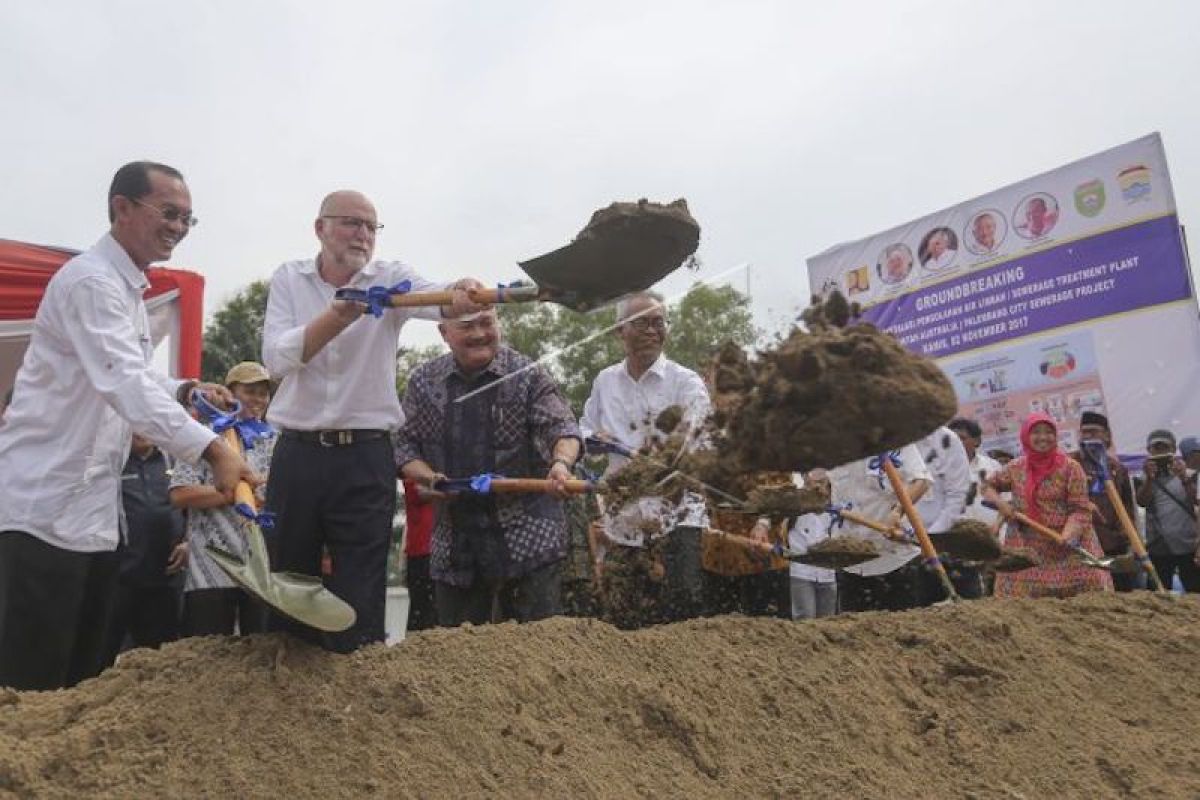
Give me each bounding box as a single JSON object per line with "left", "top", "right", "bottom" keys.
{"left": 2, "top": 160, "right": 1198, "bottom": 695}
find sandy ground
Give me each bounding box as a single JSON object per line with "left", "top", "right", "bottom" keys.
{"left": 3, "top": 592, "right": 1199, "bottom": 799}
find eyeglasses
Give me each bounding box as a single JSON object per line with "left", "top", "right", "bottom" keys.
{"left": 322, "top": 215, "right": 384, "bottom": 234}
{"left": 131, "top": 198, "right": 198, "bottom": 228}
{"left": 624, "top": 317, "right": 668, "bottom": 332}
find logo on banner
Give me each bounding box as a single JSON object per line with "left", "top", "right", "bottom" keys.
{"left": 1039, "top": 349, "right": 1077, "bottom": 380}
{"left": 1073, "top": 180, "right": 1106, "bottom": 217}
{"left": 1118, "top": 164, "right": 1152, "bottom": 203}
{"left": 844, "top": 266, "right": 870, "bottom": 296}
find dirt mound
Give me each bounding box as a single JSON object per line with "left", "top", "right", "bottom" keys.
{"left": 718, "top": 293, "right": 958, "bottom": 471}
{"left": 5, "top": 593, "right": 1197, "bottom": 798}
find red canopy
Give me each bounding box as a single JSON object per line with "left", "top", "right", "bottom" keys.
{"left": 0, "top": 238, "right": 205, "bottom": 378}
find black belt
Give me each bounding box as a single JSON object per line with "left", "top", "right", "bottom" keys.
{"left": 281, "top": 428, "right": 389, "bottom": 447}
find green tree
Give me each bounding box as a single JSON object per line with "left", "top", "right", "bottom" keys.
{"left": 664, "top": 283, "right": 756, "bottom": 373}
{"left": 494, "top": 282, "right": 756, "bottom": 414}
{"left": 200, "top": 280, "right": 269, "bottom": 383}
{"left": 396, "top": 343, "right": 447, "bottom": 397}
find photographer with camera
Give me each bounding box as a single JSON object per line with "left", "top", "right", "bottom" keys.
{"left": 1136, "top": 429, "right": 1200, "bottom": 593}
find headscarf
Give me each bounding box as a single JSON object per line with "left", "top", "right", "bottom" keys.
{"left": 1019, "top": 412, "right": 1066, "bottom": 522}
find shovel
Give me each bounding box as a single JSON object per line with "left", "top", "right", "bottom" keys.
{"left": 699, "top": 526, "right": 865, "bottom": 568}
{"left": 433, "top": 475, "right": 596, "bottom": 495}
{"left": 204, "top": 430, "right": 357, "bottom": 633}
{"left": 982, "top": 501, "right": 1139, "bottom": 575}
{"left": 877, "top": 453, "right": 960, "bottom": 601}
{"left": 337, "top": 199, "right": 700, "bottom": 313}
{"left": 1079, "top": 440, "right": 1168, "bottom": 591}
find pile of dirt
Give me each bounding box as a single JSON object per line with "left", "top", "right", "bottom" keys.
{"left": 715, "top": 292, "right": 958, "bottom": 472}
{"left": 4, "top": 593, "right": 1198, "bottom": 798}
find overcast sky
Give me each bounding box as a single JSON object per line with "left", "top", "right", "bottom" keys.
{"left": 3, "top": 1, "right": 1198, "bottom": 348}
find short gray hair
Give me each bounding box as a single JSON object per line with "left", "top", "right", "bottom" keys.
{"left": 616, "top": 291, "right": 666, "bottom": 324}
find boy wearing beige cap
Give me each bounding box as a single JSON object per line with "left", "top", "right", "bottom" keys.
{"left": 170, "top": 362, "right": 276, "bottom": 635}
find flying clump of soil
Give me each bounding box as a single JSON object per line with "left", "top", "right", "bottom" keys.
{"left": 744, "top": 483, "right": 829, "bottom": 517}
{"left": 716, "top": 291, "right": 958, "bottom": 472}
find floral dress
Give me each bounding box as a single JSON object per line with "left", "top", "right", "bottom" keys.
{"left": 991, "top": 456, "right": 1113, "bottom": 598}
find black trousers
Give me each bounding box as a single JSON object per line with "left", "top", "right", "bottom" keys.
{"left": 435, "top": 559, "right": 562, "bottom": 627}
{"left": 266, "top": 435, "right": 396, "bottom": 653}
{"left": 916, "top": 560, "right": 984, "bottom": 606}
{"left": 405, "top": 554, "right": 437, "bottom": 632}
{"left": 1150, "top": 553, "right": 1200, "bottom": 593}
{"left": 838, "top": 563, "right": 921, "bottom": 612}
{"left": 0, "top": 531, "right": 119, "bottom": 690}
{"left": 703, "top": 570, "right": 790, "bottom": 618}
{"left": 103, "top": 582, "right": 182, "bottom": 666}
{"left": 183, "top": 588, "right": 270, "bottom": 637}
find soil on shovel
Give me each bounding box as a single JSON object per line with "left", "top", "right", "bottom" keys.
{"left": 744, "top": 483, "right": 829, "bottom": 517}
{"left": 577, "top": 198, "right": 699, "bottom": 249}
{"left": 801, "top": 535, "right": 880, "bottom": 569}
{"left": 714, "top": 292, "right": 958, "bottom": 472}
{"left": 4, "top": 594, "right": 1200, "bottom": 798}
{"left": 991, "top": 547, "right": 1041, "bottom": 573}
{"left": 934, "top": 519, "right": 1003, "bottom": 561}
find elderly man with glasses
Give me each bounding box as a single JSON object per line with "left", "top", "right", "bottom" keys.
{"left": 0, "top": 161, "right": 256, "bottom": 690}
{"left": 262, "top": 189, "right": 484, "bottom": 653}
{"left": 581, "top": 291, "right": 712, "bottom": 626}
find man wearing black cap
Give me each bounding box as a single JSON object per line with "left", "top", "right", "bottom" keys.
{"left": 1071, "top": 412, "right": 1138, "bottom": 591}
{"left": 1136, "top": 428, "right": 1200, "bottom": 593}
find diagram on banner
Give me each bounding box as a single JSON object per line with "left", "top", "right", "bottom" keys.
{"left": 947, "top": 330, "right": 1107, "bottom": 456}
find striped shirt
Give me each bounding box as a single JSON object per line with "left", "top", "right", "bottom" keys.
{"left": 171, "top": 432, "right": 277, "bottom": 591}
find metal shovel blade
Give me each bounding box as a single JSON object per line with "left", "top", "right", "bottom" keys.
{"left": 518, "top": 200, "right": 700, "bottom": 311}
{"left": 1078, "top": 551, "right": 1140, "bottom": 575}
{"left": 205, "top": 527, "right": 357, "bottom": 633}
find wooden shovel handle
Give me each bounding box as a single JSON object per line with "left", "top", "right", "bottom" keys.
{"left": 703, "top": 527, "right": 778, "bottom": 554}
{"left": 383, "top": 285, "right": 544, "bottom": 308}
{"left": 234, "top": 481, "right": 259, "bottom": 513}
{"left": 880, "top": 459, "right": 958, "bottom": 600}
{"left": 1102, "top": 479, "right": 1166, "bottom": 592}
{"left": 488, "top": 478, "right": 593, "bottom": 494}
{"left": 1005, "top": 509, "right": 1066, "bottom": 542}
{"left": 837, "top": 509, "right": 908, "bottom": 541}
{"left": 222, "top": 428, "right": 260, "bottom": 514}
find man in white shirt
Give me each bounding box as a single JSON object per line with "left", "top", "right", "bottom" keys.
{"left": 948, "top": 417, "right": 1003, "bottom": 527}
{"left": 0, "top": 161, "right": 255, "bottom": 691}
{"left": 831, "top": 444, "right": 932, "bottom": 612}
{"left": 262, "top": 190, "right": 481, "bottom": 652}
{"left": 581, "top": 291, "right": 711, "bottom": 624}
{"left": 914, "top": 425, "right": 977, "bottom": 604}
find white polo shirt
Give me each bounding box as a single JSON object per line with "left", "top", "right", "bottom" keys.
{"left": 829, "top": 444, "right": 931, "bottom": 577}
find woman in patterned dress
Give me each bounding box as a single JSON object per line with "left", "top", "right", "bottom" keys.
{"left": 985, "top": 412, "right": 1113, "bottom": 598}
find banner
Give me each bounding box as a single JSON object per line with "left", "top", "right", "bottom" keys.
{"left": 807, "top": 133, "right": 1197, "bottom": 463}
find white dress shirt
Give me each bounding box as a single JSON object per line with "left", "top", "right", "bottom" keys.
{"left": 962, "top": 452, "right": 1004, "bottom": 526}
{"left": 0, "top": 234, "right": 216, "bottom": 552}
{"left": 914, "top": 426, "right": 972, "bottom": 534}
{"left": 581, "top": 355, "right": 711, "bottom": 543}
{"left": 262, "top": 257, "right": 445, "bottom": 431}
{"left": 830, "top": 444, "right": 931, "bottom": 577}
{"left": 789, "top": 512, "right": 837, "bottom": 583}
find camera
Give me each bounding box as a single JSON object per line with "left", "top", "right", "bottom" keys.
{"left": 1148, "top": 454, "right": 1175, "bottom": 473}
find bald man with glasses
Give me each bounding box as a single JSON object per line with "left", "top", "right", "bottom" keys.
{"left": 262, "top": 189, "right": 484, "bottom": 652}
